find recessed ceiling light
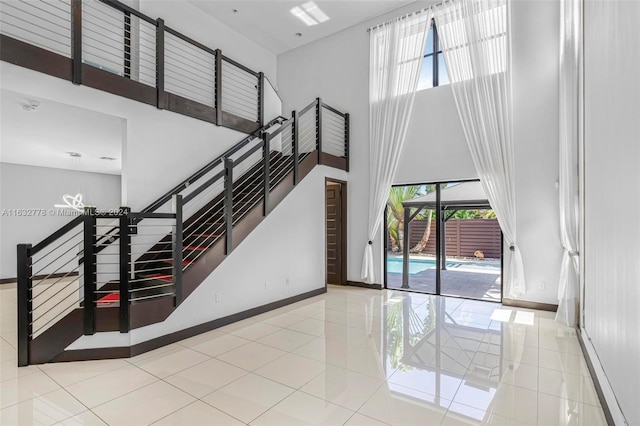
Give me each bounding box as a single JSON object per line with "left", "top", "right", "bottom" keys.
{"left": 99, "top": 156, "right": 117, "bottom": 161}
{"left": 66, "top": 151, "right": 82, "bottom": 158}
{"left": 302, "top": 1, "right": 329, "bottom": 23}
{"left": 295, "top": 32, "right": 303, "bottom": 37}
{"left": 291, "top": 6, "right": 317, "bottom": 26}
{"left": 290, "top": 1, "right": 330, "bottom": 26}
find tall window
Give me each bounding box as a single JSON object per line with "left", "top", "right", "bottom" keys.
{"left": 417, "top": 20, "right": 449, "bottom": 91}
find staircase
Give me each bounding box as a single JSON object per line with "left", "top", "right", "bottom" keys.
{"left": 4, "top": 0, "right": 350, "bottom": 366}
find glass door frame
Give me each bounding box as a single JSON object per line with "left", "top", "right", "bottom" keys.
{"left": 383, "top": 179, "right": 503, "bottom": 303}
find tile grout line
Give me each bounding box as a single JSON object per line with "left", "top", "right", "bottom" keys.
{"left": 1, "top": 288, "right": 607, "bottom": 425}
{"left": 35, "top": 366, "right": 111, "bottom": 425}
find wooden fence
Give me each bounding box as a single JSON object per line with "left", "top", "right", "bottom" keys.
{"left": 388, "top": 219, "right": 502, "bottom": 259}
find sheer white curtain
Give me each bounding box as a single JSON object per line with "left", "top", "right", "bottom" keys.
{"left": 361, "top": 12, "right": 430, "bottom": 284}
{"left": 434, "top": 0, "right": 526, "bottom": 298}
{"left": 556, "top": 0, "right": 581, "bottom": 327}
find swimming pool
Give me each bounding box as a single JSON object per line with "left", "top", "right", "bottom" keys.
{"left": 387, "top": 258, "right": 437, "bottom": 274}
{"left": 387, "top": 257, "right": 500, "bottom": 275}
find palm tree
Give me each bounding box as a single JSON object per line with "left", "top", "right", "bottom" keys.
{"left": 410, "top": 184, "right": 436, "bottom": 253}
{"left": 387, "top": 186, "right": 420, "bottom": 252}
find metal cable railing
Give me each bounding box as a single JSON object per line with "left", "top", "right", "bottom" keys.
{"left": 298, "top": 106, "right": 317, "bottom": 162}
{"left": 0, "top": 0, "right": 72, "bottom": 57}
{"left": 0, "top": 0, "right": 267, "bottom": 128}
{"left": 221, "top": 58, "right": 259, "bottom": 122}
{"left": 165, "top": 30, "right": 215, "bottom": 105}
{"left": 321, "top": 105, "right": 348, "bottom": 158}
{"left": 28, "top": 225, "right": 83, "bottom": 339}
{"left": 82, "top": 0, "right": 156, "bottom": 85}
{"left": 268, "top": 119, "right": 295, "bottom": 189}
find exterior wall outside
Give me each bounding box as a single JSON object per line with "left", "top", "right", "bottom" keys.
{"left": 389, "top": 219, "right": 502, "bottom": 259}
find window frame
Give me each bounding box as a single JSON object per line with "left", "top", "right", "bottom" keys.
{"left": 420, "top": 18, "right": 447, "bottom": 90}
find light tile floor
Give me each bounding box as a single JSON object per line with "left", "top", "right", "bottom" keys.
{"left": 0, "top": 283, "right": 607, "bottom": 425}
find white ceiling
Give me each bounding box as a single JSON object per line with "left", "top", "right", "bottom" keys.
{"left": 0, "top": 89, "right": 123, "bottom": 175}
{"left": 189, "top": 0, "right": 415, "bottom": 55}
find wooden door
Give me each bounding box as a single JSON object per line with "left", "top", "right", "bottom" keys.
{"left": 326, "top": 183, "right": 343, "bottom": 285}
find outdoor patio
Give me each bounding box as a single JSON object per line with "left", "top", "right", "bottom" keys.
{"left": 386, "top": 255, "right": 502, "bottom": 302}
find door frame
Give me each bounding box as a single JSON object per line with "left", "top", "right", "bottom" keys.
{"left": 325, "top": 178, "right": 347, "bottom": 286}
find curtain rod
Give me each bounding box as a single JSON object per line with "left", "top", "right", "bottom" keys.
{"left": 366, "top": 0, "right": 451, "bottom": 32}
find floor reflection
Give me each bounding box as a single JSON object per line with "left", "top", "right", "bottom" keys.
{"left": 0, "top": 284, "right": 605, "bottom": 425}
{"left": 382, "top": 292, "right": 524, "bottom": 424}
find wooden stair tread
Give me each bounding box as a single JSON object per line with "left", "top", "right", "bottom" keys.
{"left": 163, "top": 259, "right": 194, "bottom": 266}
{"left": 97, "top": 293, "right": 119, "bottom": 305}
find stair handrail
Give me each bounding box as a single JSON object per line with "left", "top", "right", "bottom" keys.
{"left": 78, "top": 114, "right": 289, "bottom": 264}
{"left": 32, "top": 97, "right": 341, "bottom": 262}
{"left": 30, "top": 215, "right": 85, "bottom": 257}
{"left": 142, "top": 115, "right": 286, "bottom": 214}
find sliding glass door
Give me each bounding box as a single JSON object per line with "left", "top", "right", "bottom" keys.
{"left": 385, "top": 180, "right": 502, "bottom": 302}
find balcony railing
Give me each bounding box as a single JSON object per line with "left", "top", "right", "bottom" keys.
{"left": 1, "top": 0, "right": 276, "bottom": 134}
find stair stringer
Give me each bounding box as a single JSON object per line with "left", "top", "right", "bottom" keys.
{"left": 63, "top": 165, "right": 348, "bottom": 354}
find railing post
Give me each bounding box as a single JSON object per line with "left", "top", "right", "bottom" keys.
{"left": 83, "top": 207, "right": 96, "bottom": 335}
{"left": 215, "top": 49, "right": 223, "bottom": 125}
{"left": 172, "top": 195, "right": 183, "bottom": 306}
{"left": 258, "top": 72, "right": 264, "bottom": 127}
{"left": 316, "top": 98, "right": 323, "bottom": 165}
{"left": 118, "top": 208, "right": 130, "bottom": 333}
{"left": 156, "top": 18, "right": 166, "bottom": 109}
{"left": 124, "top": 11, "right": 132, "bottom": 79}
{"left": 17, "top": 243, "right": 32, "bottom": 367}
{"left": 262, "top": 132, "right": 270, "bottom": 216}
{"left": 344, "top": 112, "right": 350, "bottom": 172}
{"left": 292, "top": 110, "right": 299, "bottom": 185}
{"left": 71, "top": 0, "right": 82, "bottom": 85}
{"left": 224, "top": 158, "right": 234, "bottom": 255}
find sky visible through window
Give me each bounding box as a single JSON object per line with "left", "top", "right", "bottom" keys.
{"left": 417, "top": 24, "right": 449, "bottom": 91}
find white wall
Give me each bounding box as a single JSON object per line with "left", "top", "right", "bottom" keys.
{"left": 582, "top": 1, "right": 640, "bottom": 424}
{"left": 0, "top": 163, "right": 121, "bottom": 279}
{"left": 277, "top": 0, "right": 563, "bottom": 304}
{"left": 67, "top": 165, "right": 348, "bottom": 349}
{"left": 509, "top": 0, "right": 562, "bottom": 304}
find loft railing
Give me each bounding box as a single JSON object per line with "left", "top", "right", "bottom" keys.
{"left": 16, "top": 98, "right": 349, "bottom": 366}
{"left": 0, "top": 0, "right": 268, "bottom": 132}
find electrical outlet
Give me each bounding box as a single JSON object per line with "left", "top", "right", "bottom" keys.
{"left": 265, "top": 281, "right": 268, "bottom": 290}
{"left": 538, "top": 281, "right": 546, "bottom": 290}
{"left": 285, "top": 277, "right": 290, "bottom": 286}
{"left": 215, "top": 293, "right": 221, "bottom": 302}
